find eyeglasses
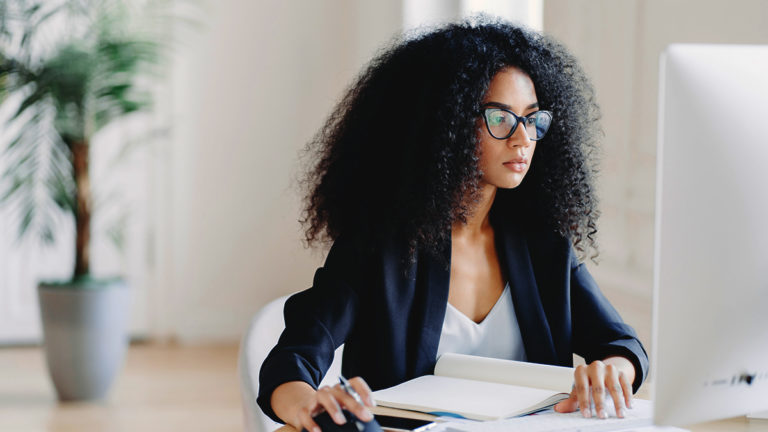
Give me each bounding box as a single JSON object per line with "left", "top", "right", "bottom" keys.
{"left": 480, "top": 106, "right": 553, "bottom": 141}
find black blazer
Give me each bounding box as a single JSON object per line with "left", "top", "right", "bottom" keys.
{"left": 257, "top": 221, "right": 649, "bottom": 423}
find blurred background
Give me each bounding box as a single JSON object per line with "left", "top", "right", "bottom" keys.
{"left": 1, "top": 0, "right": 767, "bottom": 430}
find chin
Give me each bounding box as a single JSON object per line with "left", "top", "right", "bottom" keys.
{"left": 499, "top": 182, "right": 523, "bottom": 189}
{"left": 496, "top": 173, "right": 527, "bottom": 189}
{"left": 481, "top": 170, "right": 529, "bottom": 189}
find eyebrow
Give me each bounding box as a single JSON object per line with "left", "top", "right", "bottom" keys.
{"left": 484, "top": 101, "right": 539, "bottom": 111}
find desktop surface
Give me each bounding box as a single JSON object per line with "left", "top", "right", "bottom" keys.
{"left": 274, "top": 412, "right": 768, "bottom": 432}
{"left": 274, "top": 389, "right": 768, "bottom": 432}
{"left": 273, "top": 383, "right": 768, "bottom": 431}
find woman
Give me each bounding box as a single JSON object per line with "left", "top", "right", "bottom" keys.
{"left": 257, "top": 18, "right": 648, "bottom": 432}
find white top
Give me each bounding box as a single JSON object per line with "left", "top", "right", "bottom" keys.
{"left": 436, "top": 282, "right": 527, "bottom": 361}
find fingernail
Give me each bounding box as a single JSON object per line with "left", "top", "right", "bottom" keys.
{"left": 361, "top": 409, "right": 373, "bottom": 421}
{"left": 334, "top": 412, "right": 347, "bottom": 424}
{"left": 368, "top": 396, "right": 377, "bottom": 407}
{"left": 598, "top": 409, "right": 607, "bottom": 419}
{"left": 620, "top": 407, "right": 626, "bottom": 418}
{"left": 313, "top": 427, "right": 321, "bottom": 432}
{"left": 582, "top": 408, "right": 591, "bottom": 418}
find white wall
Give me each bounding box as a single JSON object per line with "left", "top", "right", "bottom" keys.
{"left": 159, "top": 1, "right": 403, "bottom": 342}
{"left": 403, "top": 0, "right": 542, "bottom": 33}
{"left": 543, "top": 0, "right": 768, "bottom": 347}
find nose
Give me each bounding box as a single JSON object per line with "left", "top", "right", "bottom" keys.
{"left": 507, "top": 123, "right": 533, "bottom": 148}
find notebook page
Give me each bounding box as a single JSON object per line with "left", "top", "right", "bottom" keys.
{"left": 372, "top": 375, "right": 567, "bottom": 421}
{"left": 435, "top": 353, "right": 575, "bottom": 392}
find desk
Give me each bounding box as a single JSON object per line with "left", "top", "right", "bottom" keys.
{"left": 274, "top": 410, "right": 768, "bottom": 432}
{"left": 273, "top": 386, "right": 768, "bottom": 431}
{"left": 684, "top": 417, "right": 768, "bottom": 432}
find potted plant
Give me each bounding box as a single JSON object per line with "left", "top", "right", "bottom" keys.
{"left": 0, "top": 0, "right": 165, "bottom": 401}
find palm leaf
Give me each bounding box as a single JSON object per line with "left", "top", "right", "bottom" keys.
{"left": 10, "top": 82, "right": 47, "bottom": 120}
{"left": 19, "top": 2, "right": 68, "bottom": 51}
{"left": 105, "top": 208, "right": 127, "bottom": 252}
{"left": 87, "top": 37, "right": 159, "bottom": 133}
{"left": 2, "top": 106, "right": 45, "bottom": 157}
{"left": 0, "top": 99, "right": 75, "bottom": 244}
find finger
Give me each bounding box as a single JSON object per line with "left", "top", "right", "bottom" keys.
{"left": 330, "top": 385, "right": 373, "bottom": 421}
{"left": 348, "top": 376, "right": 377, "bottom": 407}
{"left": 554, "top": 389, "right": 579, "bottom": 413}
{"left": 589, "top": 362, "right": 608, "bottom": 419}
{"left": 574, "top": 365, "right": 592, "bottom": 418}
{"left": 619, "top": 370, "right": 634, "bottom": 409}
{"left": 315, "top": 387, "right": 347, "bottom": 425}
{"left": 297, "top": 406, "right": 322, "bottom": 432}
{"left": 605, "top": 364, "right": 625, "bottom": 418}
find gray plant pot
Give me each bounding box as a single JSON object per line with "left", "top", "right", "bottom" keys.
{"left": 37, "top": 277, "right": 131, "bottom": 401}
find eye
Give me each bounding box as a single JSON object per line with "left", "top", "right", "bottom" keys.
{"left": 486, "top": 110, "right": 506, "bottom": 126}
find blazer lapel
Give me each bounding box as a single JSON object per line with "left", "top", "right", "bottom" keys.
{"left": 411, "top": 238, "right": 450, "bottom": 377}
{"left": 496, "top": 223, "right": 558, "bottom": 365}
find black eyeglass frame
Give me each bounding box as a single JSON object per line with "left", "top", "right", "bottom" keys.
{"left": 480, "top": 106, "right": 553, "bottom": 141}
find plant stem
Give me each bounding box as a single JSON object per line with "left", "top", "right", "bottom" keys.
{"left": 72, "top": 140, "right": 91, "bottom": 278}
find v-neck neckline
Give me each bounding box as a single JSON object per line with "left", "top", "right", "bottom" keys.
{"left": 446, "top": 282, "right": 509, "bottom": 326}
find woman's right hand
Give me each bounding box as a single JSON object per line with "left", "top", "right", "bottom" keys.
{"left": 273, "top": 378, "right": 377, "bottom": 432}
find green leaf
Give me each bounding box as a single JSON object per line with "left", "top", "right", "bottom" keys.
{"left": 3, "top": 110, "right": 44, "bottom": 155}
{"left": 0, "top": 95, "right": 75, "bottom": 245}
{"left": 106, "top": 210, "right": 128, "bottom": 253}
{"left": 23, "top": 4, "right": 42, "bottom": 16}
{"left": 11, "top": 85, "right": 47, "bottom": 121}
{"left": 19, "top": 199, "right": 35, "bottom": 238}
{"left": 20, "top": 3, "right": 67, "bottom": 50}
{"left": 41, "top": 225, "right": 55, "bottom": 243}
{"left": 0, "top": 174, "right": 30, "bottom": 203}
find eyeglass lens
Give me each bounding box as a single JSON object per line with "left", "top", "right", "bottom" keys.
{"left": 485, "top": 109, "right": 552, "bottom": 140}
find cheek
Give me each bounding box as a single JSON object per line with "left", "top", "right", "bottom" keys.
{"left": 475, "top": 138, "right": 493, "bottom": 170}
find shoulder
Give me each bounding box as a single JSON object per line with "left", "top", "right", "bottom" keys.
{"left": 494, "top": 218, "right": 572, "bottom": 257}
{"left": 496, "top": 220, "right": 578, "bottom": 272}
{"left": 323, "top": 230, "right": 415, "bottom": 274}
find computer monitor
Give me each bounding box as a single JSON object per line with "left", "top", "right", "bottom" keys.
{"left": 652, "top": 43, "right": 768, "bottom": 426}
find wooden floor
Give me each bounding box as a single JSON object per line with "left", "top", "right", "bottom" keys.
{"left": 0, "top": 343, "right": 243, "bottom": 432}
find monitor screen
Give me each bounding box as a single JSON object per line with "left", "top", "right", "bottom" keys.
{"left": 652, "top": 43, "right": 768, "bottom": 426}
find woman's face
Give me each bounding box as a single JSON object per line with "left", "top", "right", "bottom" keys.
{"left": 476, "top": 66, "right": 539, "bottom": 189}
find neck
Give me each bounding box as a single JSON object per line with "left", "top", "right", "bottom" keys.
{"left": 452, "top": 182, "right": 497, "bottom": 237}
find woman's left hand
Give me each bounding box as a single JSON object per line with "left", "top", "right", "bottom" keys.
{"left": 554, "top": 357, "right": 635, "bottom": 419}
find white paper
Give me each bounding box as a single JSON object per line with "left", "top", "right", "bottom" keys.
{"left": 432, "top": 399, "right": 662, "bottom": 432}
{"left": 434, "top": 353, "right": 575, "bottom": 392}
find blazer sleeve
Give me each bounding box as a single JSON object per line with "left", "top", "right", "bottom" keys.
{"left": 569, "top": 253, "right": 649, "bottom": 393}
{"left": 256, "top": 236, "right": 361, "bottom": 423}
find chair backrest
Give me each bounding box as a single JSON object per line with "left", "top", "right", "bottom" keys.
{"left": 238, "top": 294, "right": 344, "bottom": 432}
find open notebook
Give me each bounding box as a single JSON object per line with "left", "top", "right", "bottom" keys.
{"left": 372, "top": 353, "right": 574, "bottom": 421}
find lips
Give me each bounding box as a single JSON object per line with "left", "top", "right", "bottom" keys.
{"left": 504, "top": 157, "right": 528, "bottom": 165}
{"left": 503, "top": 157, "right": 528, "bottom": 173}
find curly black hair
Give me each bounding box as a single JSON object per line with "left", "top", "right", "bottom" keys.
{"left": 300, "top": 17, "right": 601, "bottom": 262}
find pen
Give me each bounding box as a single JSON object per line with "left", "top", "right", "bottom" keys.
{"left": 338, "top": 375, "right": 364, "bottom": 405}
{"left": 339, "top": 376, "right": 369, "bottom": 432}
{"left": 339, "top": 378, "right": 437, "bottom": 432}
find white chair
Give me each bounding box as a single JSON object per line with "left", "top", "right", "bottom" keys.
{"left": 239, "top": 294, "right": 344, "bottom": 432}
